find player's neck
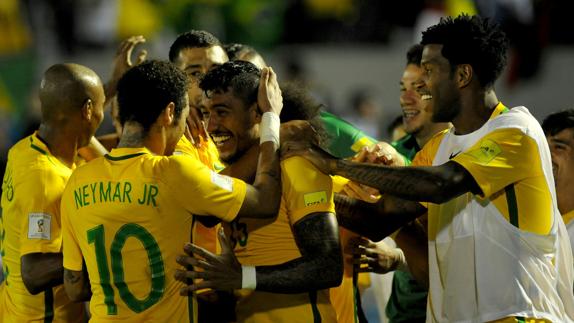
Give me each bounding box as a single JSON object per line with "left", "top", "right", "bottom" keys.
{"left": 118, "top": 122, "right": 165, "bottom": 155}
{"left": 37, "top": 123, "right": 77, "bottom": 168}
{"left": 415, "top": 122, "right": 449, "bottom": 147}
{"left": 452, "top": 89, "right": 498, "bottom": 135}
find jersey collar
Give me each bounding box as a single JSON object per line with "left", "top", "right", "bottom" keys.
{"left": 489, "top": 102, "right": 508, "bottom": 120}
{"left": 106, "top": 147, "right": 151, "bottom": 161}
{"left": 30, "top": 131, "right": 73, "bottom": 169}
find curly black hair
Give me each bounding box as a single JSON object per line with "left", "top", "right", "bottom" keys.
{"left": 421, "top": 14, "right": 509, "bottom": 88}
{"left": 542, "top": 109, "right": 574, "bottom": 136}
{"left": 406, "top": 44, "right": 423, "bottom": 66}
{"left": 199, "top": 60, "right": 261, "bottom": 107}
{"left": 169, "top": 30, "right": 222, "bottom": 63}
{"left": 116, "top": 60, "right": 188, "bottom": 132}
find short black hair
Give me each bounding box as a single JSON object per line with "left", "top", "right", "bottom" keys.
{"left": 117, "top": 60, "right": 188, "bottom": 132}
{"left": 406, "top": 44, "right": 423, "bottom": 66}
{"left": 223, "top": 43, "right": 254, "bottom": 61}
{"left": 200, "top": 60, "right": 261, "bottom": 106}
{"left": 542, "top": 109, "right": 574, "bottom": 137}
{"left": 169, "top": 30, "right": 222, "bottom": 63}
{"left": 421, "top": 14, "right": 509, "bottom": 88}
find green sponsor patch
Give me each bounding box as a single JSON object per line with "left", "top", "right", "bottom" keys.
{"left": 467, "top": 139, "right": 501, "bottom": 164}
{"left": 304, "top": 191, "right": 328, "bottom": 207}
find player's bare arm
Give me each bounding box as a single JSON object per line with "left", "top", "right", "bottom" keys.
{"left": 285, "top": 144, "right": 480, "bottom": 203}
{"left": 234, "top": 67, "right": 283, "bottom": 219}
{"left": 175, "top": 212, "right": 342, "bottom": 294}
{"left": 63, "top": 267, "right": 92, "bottom": 302}
{"left": 21, "top": 253, "right": 64, "bottom": 295}
{"left": 334, "top": 193, "right": 426, "bottom": 241}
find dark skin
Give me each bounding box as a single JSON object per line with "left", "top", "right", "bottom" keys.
{"left": 175, "top": 213, "right": 342, "bottom": 293}
{"left": 176, "top": 80, "right": 342, "bottom": 294}
{"left": 20, "top": 63, "right": 104, "bottom": 295}
{"left": 63, "top": 263, "right": 92, "bottom": 302}
{"left": 64, "top": 67, "right": 285, "bottom": 300}
{"left": 282, "top": 44, "right": 498, "bottom": 243}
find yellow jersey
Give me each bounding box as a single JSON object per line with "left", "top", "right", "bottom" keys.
{"left": 329, "top": 175, "right": 370, "bottom": 323}
{"left": 0, "top": 133, "right": 85, "bottom": 322}
{"left": 228, "top": 156, "right": 337, "bottom": 323}
{"left": 61, "top": 147, "right": 247, "bottom": 322}
{"left": 174, "top": 136, "right": 225, "bottom": 254}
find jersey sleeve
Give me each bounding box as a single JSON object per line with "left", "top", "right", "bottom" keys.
{"left": 452, "top": 127, "right": 543, "bottom": 199}
{"left": 282, "top": 156, "right": 335, "bottom": 225}
{"left": 19, "top": 169, "right": 65, "bottom": 255}
{"left": 61, "top": 177, "right": 83, "bottom": 271}
{"left": 164, "top": 155, "right": 247, "bottom": 222}
{"left": 410, "top": 134, "right": 443, "bottom": 209}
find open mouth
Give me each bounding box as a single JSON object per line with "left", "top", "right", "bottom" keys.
{"left": 211, "top": 134, "right": 232, "bottom": 147}
{"left": 403, "top": 109, "right": 420, "bottom": 120}
{"left": 421, "top": 94, "right": 433, "bottom": 101}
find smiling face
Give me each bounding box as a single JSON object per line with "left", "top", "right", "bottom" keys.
{"left": 420, "top": 44, "right": 461, "bottom": 123}
{"left": 400, "top": 64, "right": 432, "bottom": 135}
{"left": 205, "top": 89, "right": 259, "bottom": 163}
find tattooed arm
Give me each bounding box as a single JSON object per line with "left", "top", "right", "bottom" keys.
{"left": 254, "top": 212, "right": 342, "bottom": 293}
{"left": 329, "top": 159, "right": 480, "bottom": 204}
{"left": 63, "top": 265, "right": 91, "bottom": 302}
{"left": 176, "top": 212, "right": 343, "bottom": 294}
{"left": 334, "top": 193, "right": 426, "bottom": 242}
{"left": 21, "top": 253, "right": 63, "bottom": 294}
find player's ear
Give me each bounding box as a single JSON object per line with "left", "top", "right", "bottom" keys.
{"left": 82, "top": 99, "right": 93, "bottom": 121}
{"left": 456, "top": 64, "right": 473, "bottom": 89}
{"left": 160, "top": 102, "right": 176, "bottom": 126}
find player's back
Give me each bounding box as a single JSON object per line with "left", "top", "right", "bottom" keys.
{"left": 62, "top": 147, "right": 196, "bottom": 322}
{"left": 1, "top": 134, "right": 84, "bottom": 322}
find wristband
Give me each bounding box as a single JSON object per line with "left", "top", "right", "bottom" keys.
{"left": 241, "top": 265, "right": 257, "bottom": 290}
{"left": 260, "top": 112, "right": 280, "bottom": 148}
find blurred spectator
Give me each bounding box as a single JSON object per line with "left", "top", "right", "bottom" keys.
{"left": 345, "top": 88, "right": 383, "bottom": 139}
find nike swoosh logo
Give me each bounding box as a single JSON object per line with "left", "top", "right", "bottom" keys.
{"left": 449, "top": 151, "right": 461, "bottom": 159}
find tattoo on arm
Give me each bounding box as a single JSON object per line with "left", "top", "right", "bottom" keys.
{"left": 333, "top": 160, "right": 476, "bottom": 203}
{"left": 63, "top": 265, "right": 92, "bottom": 302}
{"left": 255, "top": 212, "right": 343, "bottom": 293}
{"left": 334, "top": 193, "right": 426, "bottom": 241}
{"left": 64, "top": 269, "right": 81, "bottom": 284}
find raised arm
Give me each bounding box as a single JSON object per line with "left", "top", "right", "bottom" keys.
{"left": 234, "top": 67, "right": 283, "bottom": 219}
{"left": 283, "top": 144, "right": 479, "bottom": 204}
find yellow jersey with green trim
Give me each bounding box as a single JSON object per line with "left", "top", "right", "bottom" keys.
{"left": 329, "top": 175, "right": 365, "bottom": 323}
{"left": 61, "top": 147, "right": 247, "bottom": 323}
{"left": 0, "top": 133, "right": 85, "bottom": 322}
{"left": 411, "top": 104, "right": 574, "bottom": 322}
{"left": 228, "top": 156, "right": 337, "bottom": 323}
{"left": 174, "top": 135, "right": 225, "bottom": 255}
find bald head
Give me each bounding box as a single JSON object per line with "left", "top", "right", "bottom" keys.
{"left": 39, "top": 63, "right": 104, "bottom": 122}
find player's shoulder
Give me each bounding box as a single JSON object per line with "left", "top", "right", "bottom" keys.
{"left": 281, "top": 155, "right": 331, "bottom": 183}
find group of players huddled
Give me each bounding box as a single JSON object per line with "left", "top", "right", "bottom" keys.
{"left": 2, "top": 14, "right": 574, "bottom": 323}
